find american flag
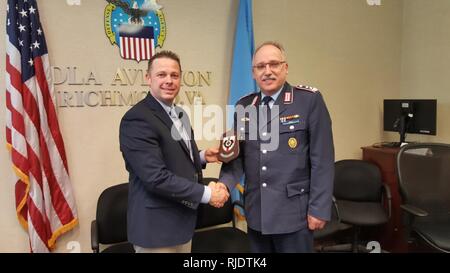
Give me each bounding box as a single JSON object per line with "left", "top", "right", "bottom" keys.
{"left": 119, "top": 25, "right": 155, "bottom": 62}
{"left": 5, "top": 0, "right": 78, "bottom": 252}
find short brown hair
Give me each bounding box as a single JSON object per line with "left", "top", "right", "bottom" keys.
{"left": 147, "top": 50, "right": 181, "bottom": 72}
{"left": 254, "top": 41, "right": 287, "bottom": 60}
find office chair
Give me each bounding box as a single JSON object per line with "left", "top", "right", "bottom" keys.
{"left": 397, "top": 143, "right": 450, "bottom": 253}
{"left": 314, "top": 197, "right": 353, "bottom": 252}
{"left": 192, "top": 178, "right": 251, "bottom": 253}
{"left": 333, "top": 160, "right": 391, "bottom": 252}
{"left": 91, "top": 183, "right": 135, "bottom": 253}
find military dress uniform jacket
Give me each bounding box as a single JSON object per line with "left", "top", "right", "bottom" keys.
{"left": 119, "top": 93, "right": 205, "bottom": 248}
{"left": 220, "top": 82, "right": 335, "bottom": 235}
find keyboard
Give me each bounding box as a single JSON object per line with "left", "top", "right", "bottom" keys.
{"left": 381, "top": 142, "right": 401, "bottom": 148}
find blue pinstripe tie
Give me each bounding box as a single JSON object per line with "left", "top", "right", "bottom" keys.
{"left": 170, "top": 108, "right": 193, "bottom": 161}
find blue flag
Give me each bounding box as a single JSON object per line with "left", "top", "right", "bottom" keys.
{"left": 228, "top": 0, "right": 256, "bottom": 220}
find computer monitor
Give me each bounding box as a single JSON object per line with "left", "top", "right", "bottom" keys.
{"left": 383, "top": 99, "right": 437, "bottom": 145}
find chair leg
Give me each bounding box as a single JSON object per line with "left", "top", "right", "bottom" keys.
{"left": 317, "top": 226, "right": 389, "bottom": 253}
{"left": 352, "top": 227, "right": 360, "bottom": 253}
{"left": 318, "top": 243, "right": 352, "bottom": 252}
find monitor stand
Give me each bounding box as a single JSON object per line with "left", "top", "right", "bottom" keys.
{"left": 381, "top": 141, "right": 414, "bottom": 148}
{"left": 381, "top": 142, "right": 401, "bottom": 148}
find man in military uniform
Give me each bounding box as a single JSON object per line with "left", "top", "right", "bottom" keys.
{"left": 219, "top": 41, "right": 334, "bottom": 252}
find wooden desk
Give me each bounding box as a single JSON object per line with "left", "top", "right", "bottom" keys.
{"left": 361, "top": 146, "right": 408, "bottom": 252}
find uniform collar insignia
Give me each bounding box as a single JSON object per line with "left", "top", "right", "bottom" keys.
{"left": 283, "top": 88, "right": 294, "bottom": 104}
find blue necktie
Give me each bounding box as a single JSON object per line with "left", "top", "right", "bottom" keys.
{"left": 262, "top": 96, "right": 273, "bottom": 106}
{"left": 261, "top": 96, "right": 273, "bottom": 125}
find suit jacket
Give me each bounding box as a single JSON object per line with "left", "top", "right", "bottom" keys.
{"left": 119, "top": 93, "right": 204, "bottom": 248}
{"left": 220, "top": 82, "right": 335, "bottom": 234}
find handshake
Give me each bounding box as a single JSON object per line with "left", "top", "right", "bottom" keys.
{"left": 208, "top": 181, "right": 229, "bottom": 208}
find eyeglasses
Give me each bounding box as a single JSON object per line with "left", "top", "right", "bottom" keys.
{"left": 253, "top": 61, "right": 286, "bottom": 72}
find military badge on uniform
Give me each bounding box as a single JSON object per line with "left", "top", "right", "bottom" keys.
{"left": 251, "top": 95, "right": 259, "bottom": 106}
{"left": 219, "top": 130, "right": 240, "bottom": 163}
{"left": 280, "top": 114, "right": 300, "bottom": 126}
{"left": 296, "top": 85, "right": 319, "bottom": 92}
{"left": 283, "top": 88, "right": 294, "bottom": 104}
{"left": 288, "top": 138, "right": 298, "bottom": 149}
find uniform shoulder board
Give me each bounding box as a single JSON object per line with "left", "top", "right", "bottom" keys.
{"left": 295, "top": 85, "right": 319, "bottom": 93}
{"left": 236, "top": 92, "right": 258, "bottom": 105}
{"left": 237, "top": 92, "right": 257, "bottom": 101}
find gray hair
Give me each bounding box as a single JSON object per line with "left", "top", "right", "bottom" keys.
{"left": 254, "top": 41, "right": 287, "bottom": 61}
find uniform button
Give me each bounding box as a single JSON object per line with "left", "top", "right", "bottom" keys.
{"left": 262, "top": 166, "right": 267, "bottom": 171}
{"left": 262, "top": 183, "right": 267, "bottom": 187}
{"left": 262, "top": 132, "right": 267, "bottom": 137}
{"left": 262, "top": 150, "right": 267, "bottom": 154}
{"left": 290, "top": 125, "right": 295, "bottom": 130}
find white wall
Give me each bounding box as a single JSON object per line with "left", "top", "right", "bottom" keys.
{"left": 398, "top": 0, "right": 450, "bottom": 143}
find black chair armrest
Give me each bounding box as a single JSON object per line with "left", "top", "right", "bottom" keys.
{"left": 331, "top": 196, "right": 341, "bottom": 221}
{"left": 400, "top": 204, "right": 428, "bottom": 217}
{"left": 382, "top": 184, "right": 392, "bottom": 218}
{"left": 400, "top": 204, "right": 428, "bottom": 243}
{"left": 332, "top": 196, "right": 337, "bottom": 203}
{"left": 91, "top": 220, "right": 99, "bottom": 253}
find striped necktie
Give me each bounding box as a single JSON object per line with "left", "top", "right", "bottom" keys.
{"left": 261, "top": 96, "right": 273, "bottom": 125}
{"left": 170, "top": 108, "right": 193, "bottom": 161}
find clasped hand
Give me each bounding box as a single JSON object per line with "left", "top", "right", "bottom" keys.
{"left": 208, "top": 181, "right": 229, "bottom": 208}
{"left": 205, "top": 147, "right": 220, "bottom": 163}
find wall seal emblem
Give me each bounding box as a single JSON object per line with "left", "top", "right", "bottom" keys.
{"left": 104, "top": 0, "right": 166, "bottom": 62}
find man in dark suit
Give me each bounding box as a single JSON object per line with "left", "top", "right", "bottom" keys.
{"left": 120, "top": 50, "right": 229, "bottom": 253}
{"left": 219, "top": 41, "right": 335, "bottom": 253}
